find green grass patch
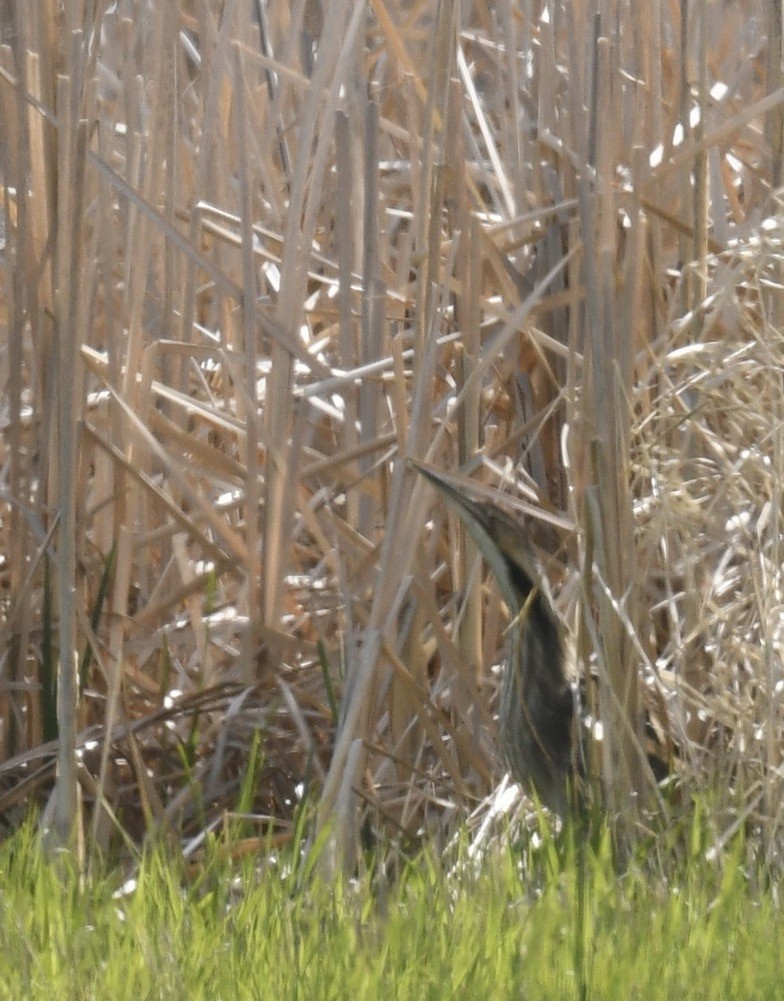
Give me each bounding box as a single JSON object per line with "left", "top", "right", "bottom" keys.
{"left": 0, "top": 821, "right": 780, "bottom": 1000}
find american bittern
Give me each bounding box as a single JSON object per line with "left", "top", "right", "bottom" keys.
{"left": 415, "top": 462, "right": 574, "bottom": 814}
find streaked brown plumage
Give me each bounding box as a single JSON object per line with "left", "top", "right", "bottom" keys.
{"left": 414, "top": 462, "right": 574, "bottom": 814}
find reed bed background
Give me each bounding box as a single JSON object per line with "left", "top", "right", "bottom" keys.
{"left": 0, "top": 0, "right": 782, "bottom": 870}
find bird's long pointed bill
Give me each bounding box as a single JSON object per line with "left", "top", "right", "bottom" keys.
{"left": 410, "top": 461, "right": 520, "bottom": 613}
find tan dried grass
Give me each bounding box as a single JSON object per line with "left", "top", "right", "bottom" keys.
{"left": 0, "top": 0, "right": 781, "bottom": 867}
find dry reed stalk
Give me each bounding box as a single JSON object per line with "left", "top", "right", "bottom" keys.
{"left": 0, "top": 0, "right": 781, "bottom": 869}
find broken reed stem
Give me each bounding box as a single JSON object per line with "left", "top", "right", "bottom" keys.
{"left": 0, "top": 0, "right": 781, "bottom": 865}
